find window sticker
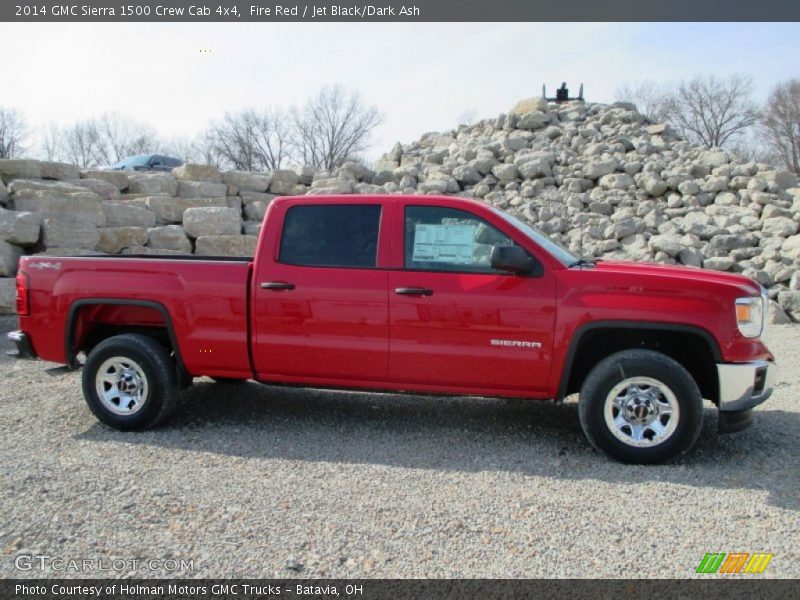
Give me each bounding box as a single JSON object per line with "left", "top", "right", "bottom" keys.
{"left": 412, "top": 224, "right": 477, "bottom": 264}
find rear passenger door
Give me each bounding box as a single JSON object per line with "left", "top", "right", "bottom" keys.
{"left": 251, "top": 202, "right": 390, "bottom": 383}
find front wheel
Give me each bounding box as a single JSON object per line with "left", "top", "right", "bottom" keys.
{"left": 578, "top": 349, "right": 703, "bottom": 464}
{"left": 82, "top": 334, "right": 179, "bottom": 431}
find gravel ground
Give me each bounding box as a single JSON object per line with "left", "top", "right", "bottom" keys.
{"left": 0, "top": 323, "right": 797, "bottom": 579}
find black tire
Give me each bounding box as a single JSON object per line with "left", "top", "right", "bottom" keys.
{"left": 82, "top": 333, "right": 179, "bottom": 431}
{"left": 578, "top": 349, "right": 703, "bottom": 464}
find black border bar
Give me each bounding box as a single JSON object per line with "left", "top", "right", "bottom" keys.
{"left": 4, "top": 0, "right": 800, "bottom": 22}
{"left": 3, "top": 579, "right": 799, "bottom": 599}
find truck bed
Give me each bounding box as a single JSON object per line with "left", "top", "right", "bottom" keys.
{"left": 19, "top": 254, "right": 254, "bottom": 378}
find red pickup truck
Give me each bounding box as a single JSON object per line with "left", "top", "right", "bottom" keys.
{"left": 9, "top": 195, "right": 775, "bottom": 463}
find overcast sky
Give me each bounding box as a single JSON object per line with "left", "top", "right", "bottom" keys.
{"left": 3, "top": 22, "right": 799, "bottom": 159}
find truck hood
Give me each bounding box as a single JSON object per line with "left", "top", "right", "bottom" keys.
{"left": 589, "top": 260, "right": 762, "bottom": 295}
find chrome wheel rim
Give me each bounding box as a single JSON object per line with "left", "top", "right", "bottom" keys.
{"left": 95, "top": 356, "right": 149, "bottom": 416}
{"left": 604, "top": 376, "right": 679, "bottom": 448}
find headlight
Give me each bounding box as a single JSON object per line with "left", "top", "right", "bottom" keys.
{"left": 736, "top": 295, "right": 765, "bottom": 338}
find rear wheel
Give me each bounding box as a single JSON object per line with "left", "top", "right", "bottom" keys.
{"left": 578, "top": 349, "right": 703, "bottom": 464}
{"left": 82, "top": 334, "right": 179, "bottom": 430}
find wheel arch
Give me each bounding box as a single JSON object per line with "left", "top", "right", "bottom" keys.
{"left": 65, "top": 298, "right": 186, "bottom": 376}
{"left": 557, "top": 321, "right": 722, "bottom": 404}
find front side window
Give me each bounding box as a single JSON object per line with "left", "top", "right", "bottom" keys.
{"left": 279, "top": 204, "right": 382, "bottom": 268}
{"left": 404, "top": 206, "right": 527, "bottom": 274}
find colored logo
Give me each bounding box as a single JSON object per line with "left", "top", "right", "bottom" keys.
{"left": 696, "top": 552, "right": 773, "bottom": 574}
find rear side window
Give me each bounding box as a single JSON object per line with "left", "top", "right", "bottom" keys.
{"left": 279, "top": 204, "right": 382, "bottom": 268}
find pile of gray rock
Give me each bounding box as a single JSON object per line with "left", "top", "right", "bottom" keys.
{"left": 1, "top": 97, "right": 799, "bottom": 321}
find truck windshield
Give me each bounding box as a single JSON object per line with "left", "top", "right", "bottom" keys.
{"left": 490, "top": 207, "right": 578, "bottom": 266}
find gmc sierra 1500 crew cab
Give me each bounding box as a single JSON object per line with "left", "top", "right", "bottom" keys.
{"left": 8, "top": 195, "right": 775, "bottom": 463}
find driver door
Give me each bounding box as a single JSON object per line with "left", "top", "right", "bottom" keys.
{"left": 388, "top": 204, "right": 556, "bottom": 393}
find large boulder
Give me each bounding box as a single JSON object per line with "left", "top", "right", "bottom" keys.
{"left": 176, "top": 180, "right": 227, "bottom": 199}
{"left": 96, "top": 227, "right": 149, "bottom": 254}
{"left": 104, "top": 203, "right": 157, "bottom": 228}
{"left": 40, "top": 161, "right": 81, "bottom": 180}
{"left": 492, "top": 164, "right": 519, "bottom": 183}
{"left": 80, "top": 169, "right": 130, "bottom": 191}
{"left": 8, "top": 179, "right": 86, "bottom": 195}
{"left": 222, "top": 170, "right": 271, "bottom": 193}
{"left": 641, "top": 173, "right": 668, "bottom": 197}
{"left": 146, "top": 225, "right": 192, "bottom": 253}
{"left": 452, "top": 165, "right": 482, "bottom": 186}
{"left": 599, "top": 173, "right": 635, "bottom": 191}
{"left": 517, "top": 112, "right": 550, "bottom": 130}
{"left": 195, "top": 235, "right": 257, "bottom": 257}
{"left": 649, "top": 234, "right": 684, "bottom": 257}
{"left": 510, "top": 97, "right": 549, "bottom": 115}
{"left": 517, "top": 157, "right": 552, "bottom": 179}
{"left": 42, "top": 219, "right": 100, "bottom": 250}
{"left": 0, "top": 179, "right": 8, "bottom": 204}
{"left": 0, "top": 240, "right": 23, "bottom": 276}
{"left": 696, "top": 149, "right": 730, "bottom": 169}
{"left": 0, "top": 159, "right": 42, "bottom": 181}
{"left": 145, "top": 196, "right": 228, "bottom": 224}
{"left": 12, "top": 190, "right": 106, "bottom": 227}
{"left": 269, "top": 170, "right": 300, "bottom": 195}
{"left": 583, "top": 159, "right": 618, "bottom": 180}
{"left": 704, "top": 234, "right": 756, "bottom": 257}
{"left": 66, "top": 178, "right": 120, "bottom": 201}
{"left": 183, "top": 207, "right": 241, "bottom": 238}
{"left": 172, "top": 163, "right": 222, "bottom": 183}
{"left": 127, "top": 173, "right": 178, "bottom": 196}
{"left": 761, "top": 216, "right": 798, "bottom": 238}
{"left": 309, "top": 177, "right": 353, "bottom": 194}
{"left": 0, "top": 209, "right": 41, "bottom": 246}
{"left": 293, "top": 165, "right": 317, "bottom": 185}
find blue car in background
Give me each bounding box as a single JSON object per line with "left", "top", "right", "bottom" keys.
{"left": 106, "top": 154, "right": 183, "bottom": 171}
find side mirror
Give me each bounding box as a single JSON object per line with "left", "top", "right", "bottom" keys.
{"left": 490, "top": 245, "right": 536, "bottom": 275}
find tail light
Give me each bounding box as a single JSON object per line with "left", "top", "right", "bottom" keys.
{"left": 16, "top": 271, "right": 30, "bottom": 316}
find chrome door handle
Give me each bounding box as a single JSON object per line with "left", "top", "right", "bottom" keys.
{"left": 261, "top": 281, "right": 295, "bottom": 290}
{"left": 395, "top": 287, "right": 433, "bottom": 296}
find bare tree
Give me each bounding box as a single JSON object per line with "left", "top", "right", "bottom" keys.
{"left": 204, "top": 108, "right": 292, "bottom": 171}
{"left": 614, "top": 81, "right": 671, "bottom": 122}
{"left": 43, "top": 114, "right": 159, "bottom": 167}
{"left": 0, "top": 107, "right": 30, "bottom": 158}
{"left": 662, "top": 74, "right": 760, "bottom": 149}
{"left": 93, "top": 113, "right": 158, "bottom": 165}
{"left": 760, "top": 78, "right": 800, "bottom": 174}
{"left": 457, "top": 108, "right": 479, "bottom": 126}
{"left": 292, "top": 85, "right": 383, "bottom": 171}
{"left": 57, "top": 120, "right": 104, "bottom": 168}
{"left": 41, "top": 121, "right": 62, "bottom": 161}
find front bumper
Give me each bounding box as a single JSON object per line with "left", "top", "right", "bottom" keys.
{"left": 717, "top": 360, "right": 775, "bottom": 412}
{"left": 716, "top": 360, "right": 775, "bottom": 434}
{"left": 6, "top": 331, "right": 37, "bottom": 359}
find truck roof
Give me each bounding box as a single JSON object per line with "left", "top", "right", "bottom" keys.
{"left": 272, "top": 194, "right": 488, "bottom": 209}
